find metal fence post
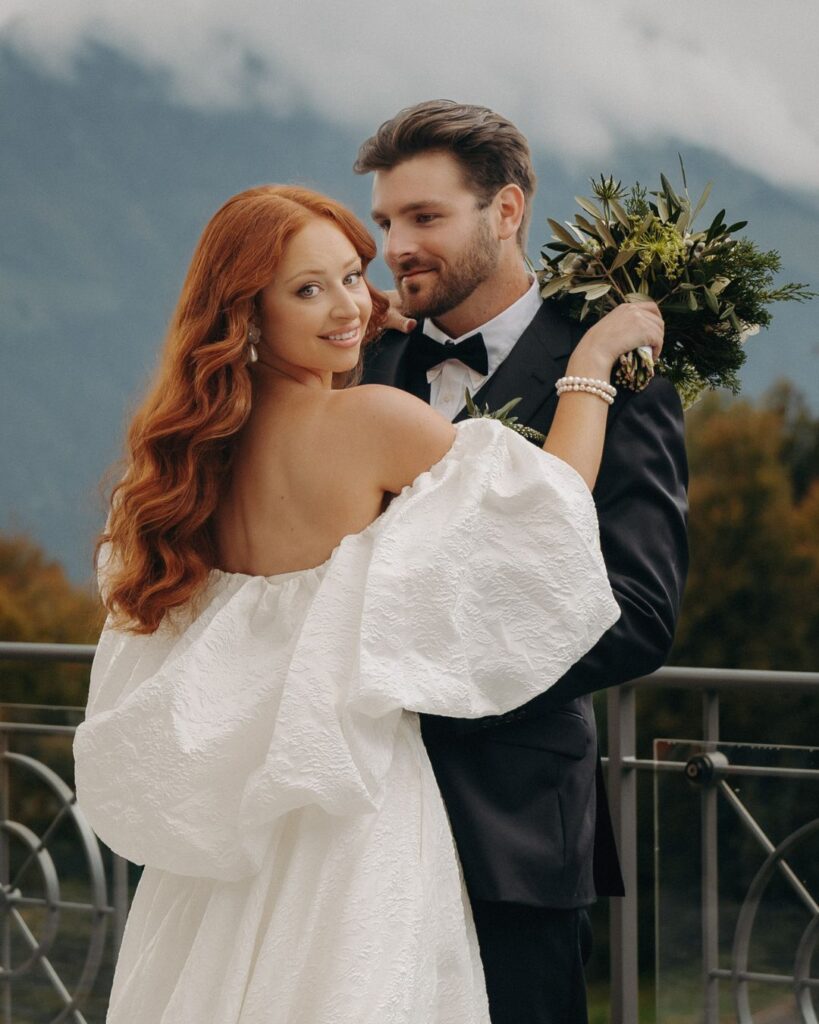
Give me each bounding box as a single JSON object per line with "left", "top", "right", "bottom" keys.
{"left": 1, "top": 730, "right": 12, "bottom": 1024}
{"left": 608, "top": 683, "right": 639, "bottom": 1024}
{"left": 112, "top": 855, "right": 129, "bottom": 958}
{"left": 702, "top": 689, "right": 720, "bottom": 1022}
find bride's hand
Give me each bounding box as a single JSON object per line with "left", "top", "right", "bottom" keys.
{"left": 382, "top": 290, "right": 417, "bottom": 334}
{"left": 569, "top": 301, "right": 664, "bottom": 378}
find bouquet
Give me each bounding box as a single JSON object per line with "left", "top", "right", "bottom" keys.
{"left": 536, "top": 163, "right": 815, "bottom": 408}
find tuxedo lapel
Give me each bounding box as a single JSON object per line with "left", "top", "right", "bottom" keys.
{"left": 453, "top": 301, "right": 574, "bottom": 425}
{"left": 363, "top": 326, "right": 430, "bottom": 402}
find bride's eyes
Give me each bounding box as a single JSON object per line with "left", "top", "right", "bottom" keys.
{"left": 297, "top": 270, "right": 363, "bottom": 298}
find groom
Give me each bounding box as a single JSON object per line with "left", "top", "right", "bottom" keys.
{"left": 355, "top": 100, "right": 688, "bottom": 1024}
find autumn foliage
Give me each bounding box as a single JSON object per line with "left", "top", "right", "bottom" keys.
{"left": 0, "top": 535, "right": 102, "bottom": 706}
{"left": 671, "top": 382, "right": 819, "bottom": 672}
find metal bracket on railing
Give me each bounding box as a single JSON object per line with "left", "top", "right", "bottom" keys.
{"left": 685, "top": 750, "right": 729, "bottom": 785}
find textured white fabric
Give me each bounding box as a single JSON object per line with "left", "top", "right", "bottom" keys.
{"left": 74, "top": 417, "right": 620, "bottom": 1024}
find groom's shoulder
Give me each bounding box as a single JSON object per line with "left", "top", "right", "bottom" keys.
{"left": 362, "top": 326, "right": 415, "bottom": 386}
{"left": 373, "top": 326, "right": 412, "bottom": 349}
{"left": 546, "top": 303, "right": 592, "bottom": 350}
{"left": 364, "top": 327, "right": 411, "bottom": 362}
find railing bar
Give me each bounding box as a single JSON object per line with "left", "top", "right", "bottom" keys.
{"left": 625, "top": 668, "right": 819, "bottom": 691}
{"left": 4, "top": 894, "right": 115, "bottom": 914}
{"left": 112, "top": 854, "right": 130, "bottom": 956}
{"left": 0, "top": 643, "right": 96, "bottom": 663}
{"left": 0, "top": 731, "right": 10, "bottom": 1024}
{"left": 7, "top": 909, "right": 88, "bottom": 1022}
{"left": 607, "top": 684, "right": 639, "bottom": 1024}
{"left": 7, "top": 802, "right": 75, "bottom": 892}
{"left": 616, "top": 757, "right": 685, "bottom": 773}
{"left": 718, "top": 781, "right": 819, "bottom": 916}
{"left": 0, "top": 724, "right": 79, "bottom": 736}
{"left": 707, "top": 764, "right": 818, "bottom": 780}
{"left": 711, "top": 967, "right": 819, "bottom": 988}
{"left": 619, "top": 757, "right": 819, "bottom": 781}
{"left": 3, "top": 648, "right": 819, "bottom": 687}
{"left": 0, "top": 703, "right": 85, "bottom": 713}
{"left": 701, "top": 689, "right": 720, "bottom": 1023}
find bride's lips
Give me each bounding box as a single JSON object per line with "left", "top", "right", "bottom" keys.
{"left": 319, "top": 325, "right": 361, "bottom": 348}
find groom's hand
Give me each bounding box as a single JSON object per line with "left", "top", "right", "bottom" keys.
{"left": 383, "top": 290, "right": 417, "bottom": 334}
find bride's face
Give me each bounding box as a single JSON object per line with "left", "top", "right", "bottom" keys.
{"left": 258, "top": 218, "right": 372, "bottom": 380}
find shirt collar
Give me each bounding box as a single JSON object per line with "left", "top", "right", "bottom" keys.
{"left": 422, "top": 275, "right": 541, "bottom": 377}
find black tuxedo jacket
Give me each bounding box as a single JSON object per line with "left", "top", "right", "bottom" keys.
{"left": 362, "top": 301, "right": 689, "bottom": 908}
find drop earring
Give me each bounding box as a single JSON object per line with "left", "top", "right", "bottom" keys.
{"left": 247, "top": 323, "right": 260, "bottom": 364}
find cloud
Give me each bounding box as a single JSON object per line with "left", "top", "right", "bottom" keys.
{"left": 4, "top": 0, "right": 819, "bottom": 193}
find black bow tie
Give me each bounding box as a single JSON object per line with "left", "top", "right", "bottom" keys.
{"left": 411, "top": 331, "right": 489, "bottom": 376}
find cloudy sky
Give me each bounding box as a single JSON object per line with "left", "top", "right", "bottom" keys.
{"left": 4, "top": 0, "right": 819, "bottom": 196}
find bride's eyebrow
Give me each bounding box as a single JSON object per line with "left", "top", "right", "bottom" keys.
{"left": 284, "top": 258, "right": 361, "bottom": 284}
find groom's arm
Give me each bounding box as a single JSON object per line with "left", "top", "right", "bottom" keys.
{"left": 457, "top": 372, "right": 689, "bottom": 734}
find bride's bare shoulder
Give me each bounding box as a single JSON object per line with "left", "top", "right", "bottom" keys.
{"left": 335, "top": 385, "right": 456, "bottom": 492}
{"left": 340, "top": 383, "right": 442, "bottom": 426}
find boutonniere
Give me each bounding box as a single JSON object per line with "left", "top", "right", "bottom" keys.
{"left": 464, "top": 389, "right": 546, "bottom": 444}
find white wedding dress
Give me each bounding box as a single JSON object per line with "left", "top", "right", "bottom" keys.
{"left": 74, "top": 418, "right": 620, "bottom": 1024}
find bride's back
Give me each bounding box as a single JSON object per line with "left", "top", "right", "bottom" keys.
{"left": 213, "top": 384, "right": 386, "bottom": 578}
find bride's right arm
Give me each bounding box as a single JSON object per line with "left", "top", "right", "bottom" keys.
{"left": 542, "top": 302, "right": 664, "bottom": 490}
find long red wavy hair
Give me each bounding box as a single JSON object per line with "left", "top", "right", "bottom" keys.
{"left": 98, "top": 185, "right": 388, "bottom": 634}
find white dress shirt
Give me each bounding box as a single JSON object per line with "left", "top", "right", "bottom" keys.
{"left": 422, "top": 276, "right": 542, "bottom": 421}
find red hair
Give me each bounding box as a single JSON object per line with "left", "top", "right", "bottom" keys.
{"left": 98, "top": 185, "right": 388, "bottom": 634}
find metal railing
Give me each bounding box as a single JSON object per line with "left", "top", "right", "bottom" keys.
{"left": 2, "top": 642, "right": 818, "bottom": 1023}
{"left": 607, "top": 667, "right": 819, "bottom": 1024}
{"left": 0, "top": 642, "right": 126, "bottom": 1024}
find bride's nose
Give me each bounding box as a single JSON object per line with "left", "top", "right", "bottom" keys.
{"left": 330, "top": 288, "right": 362, "bottom": 320}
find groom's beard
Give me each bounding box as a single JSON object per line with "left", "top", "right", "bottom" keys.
{"left": 395, "top": 214, "right": 500, "bottom": 322}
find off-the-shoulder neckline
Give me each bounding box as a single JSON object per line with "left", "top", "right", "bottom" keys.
{"left": 208, "top": 418, "right": 486, "bottom": 587}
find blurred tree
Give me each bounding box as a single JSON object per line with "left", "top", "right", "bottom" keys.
{"left": 642, "top": 382, "right": 819, "bottom": 756}
{"left": 670, "top": 386, "right": 818, "bottom": 674}
{"left": 0, "top": 533, "right": 102, "bottom": 706}
{"left": 766, "top": 380, "right": 819, "bottom": 502}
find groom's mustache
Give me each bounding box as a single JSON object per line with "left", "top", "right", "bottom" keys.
{"left": 395, "top": 258, "right": 438, "bottom": 280}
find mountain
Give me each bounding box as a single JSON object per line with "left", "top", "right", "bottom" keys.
{"left": 2, "top": 44, "right": 817, "bottom": 582}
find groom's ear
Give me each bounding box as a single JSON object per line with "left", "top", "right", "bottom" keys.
{"left": 493, "top": 184, "right": 526, "bottom": 243}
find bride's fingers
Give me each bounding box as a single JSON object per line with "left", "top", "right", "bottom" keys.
{"left": 642, "top": 327, "right": 664, "bottom": 362}
{"left": 382, "top": 289, "right": 417, "bottom": 334}
{"left": 383, "top": 305, "right": 417, "bottom": 334}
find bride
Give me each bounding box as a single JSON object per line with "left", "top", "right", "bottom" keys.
{"left": 73, "top": 184, "right": 663, "bottom": 1023}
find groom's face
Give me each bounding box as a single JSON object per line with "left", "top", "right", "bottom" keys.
{"left": 370, "top": 151, "right": 501, "bottom": 320}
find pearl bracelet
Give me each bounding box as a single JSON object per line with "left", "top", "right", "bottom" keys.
{"left": 555, "top": 376, "right": 616, "bottom": 406}
{"left": 556, "top": 385, "right": 614, "bottom": 405}
{"left": 556, "top": 375, "right": 617, "bottom": 397}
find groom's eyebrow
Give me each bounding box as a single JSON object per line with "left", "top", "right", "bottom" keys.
{"left": 371, "top": 200, "right": 444, "bottom": 222}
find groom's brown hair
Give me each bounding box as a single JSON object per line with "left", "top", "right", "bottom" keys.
{"left": 354, "top": 99, "right": 537, "bottom": 249}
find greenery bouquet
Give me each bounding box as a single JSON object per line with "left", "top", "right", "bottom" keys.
{"left": 536, "top": 163, "right": 815, "bottom": 408}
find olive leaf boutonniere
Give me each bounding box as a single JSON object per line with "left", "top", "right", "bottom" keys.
{"left": 464, "top": 389, "right": 547, "bottom": 444}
